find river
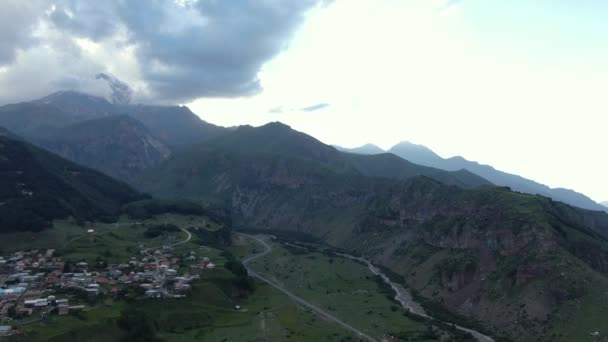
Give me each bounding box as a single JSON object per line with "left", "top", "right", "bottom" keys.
{"left": 336, "top": 252, "right": 495, "bottom": 342}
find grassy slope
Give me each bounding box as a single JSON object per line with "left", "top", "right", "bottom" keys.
{"left": 247, "top": 243, "right": 435, "bottom": 340}
{"left": 0, "top": 135, "right": 141, "bottom": 233}
{"left": 12, "top": 217, "right": 392, "bottom": 342}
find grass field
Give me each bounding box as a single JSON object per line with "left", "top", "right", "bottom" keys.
{"left": 240, "top": 237, "right": 442, "bottom": 341}
{"left": 12, "top": 217, "right": 380, "bottom": 341}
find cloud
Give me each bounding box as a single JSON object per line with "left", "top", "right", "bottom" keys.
{"left": 301, "top": 103, "right": 330, "bottom": 112}
{"left": 269, "top": 106, "right": 286, "bottom": 114}
{"left": 435, "top": 0, "right": 462, "bottom": 13}
{"left": 95, "top": 73, "right": 132, "bottom": 104}
{"left": 0, "top": 0, "right": 46, "bottom": 65}
{"left": 0, "top": 0, "right": 328, "bottom": 104}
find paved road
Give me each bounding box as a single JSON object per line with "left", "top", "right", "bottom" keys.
{"left": 240, "top": 233, "right": 378, "bottom": 342}
{"left": 143, "top": 226, "right": 193, "bottom": 278}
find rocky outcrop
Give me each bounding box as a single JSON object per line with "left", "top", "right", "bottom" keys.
{"left": 38, "top": 115, "right": 171, "bottom": 183}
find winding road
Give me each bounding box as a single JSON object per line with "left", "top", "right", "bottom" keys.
{"left": 240, "top": 233, "right": 379, "bottom": 342}
{"left": 244, "top": 234, "right": 494, "bottom": 342}
{"left": 143, "top": 226, "right": 193, "bottom": 278}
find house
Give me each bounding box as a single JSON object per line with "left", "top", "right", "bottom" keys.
{"left": 85, "top": 288, "right": 99, "bottom": 297}
{"left": 58, "top": 304, "right": 69, "bottom": 315}
{"left": 0, "top": 326, "right": 11, "bottom": 336}
{"left": 145, "top": 290, "right": 162, "bottom": 298}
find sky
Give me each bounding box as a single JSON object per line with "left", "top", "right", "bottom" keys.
{"left": 0, "top": 0, "right": 606, "bottom": 202}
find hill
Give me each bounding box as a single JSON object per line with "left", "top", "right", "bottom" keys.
{"left": 38, "top": 115, "right": 171, "bottom": 183}
{"left": 334, "top": 143, "right": 385, "bottom": 155}
{"left": 389, "top": 141, "right": 607, "bottom": 212}
{"left": 0, "top": 131, "right": 142, "bottom": 232}
{"left": 139, "top": 123, "right": 608, "bottom": 341}
{"left": 602, "top": 201, "right": 608, "bottom": 208}
{"left": 139, "top": 122, "right": 491, "bottom": 197}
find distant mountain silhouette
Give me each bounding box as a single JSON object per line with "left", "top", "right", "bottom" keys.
{"left": 334, "top": 143, "right": 385, "bottom": 155}
{"left": 389, "top": 141, "right": 606, "bottom": 212}
{"left": 602, "top": 201, "right": 608, "bottom": 208}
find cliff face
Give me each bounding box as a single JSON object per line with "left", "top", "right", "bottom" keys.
{"left": 39, "top": 116, "right": 171, "bottom": 183}
{"left": 349, "top": 180, "right": 608, "bottom": 338}
{"left": 159, "top": 165, "right": 608, "bottom": 340}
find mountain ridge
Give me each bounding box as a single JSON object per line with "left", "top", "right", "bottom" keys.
{"left": 388, "top": 141, "right": 606, "bottom": 212}
{"left": 137, "top": 122, "right": 608, "bottom": 340}
{"left": 334, "top": 143, "right": 385, "bottom": 155}
{"left": 0, "top": 130, "right": 142, "bottom": 232}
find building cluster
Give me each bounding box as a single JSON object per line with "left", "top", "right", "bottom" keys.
{"left": 0, "top": 244, "right": 216, "bottom": 336}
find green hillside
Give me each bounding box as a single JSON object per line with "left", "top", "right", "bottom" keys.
{"left": 141, "top": 122, "right": 490, "bottom": 191}
{"left": 138, "top": 123, "right": 608, "bottom": 341}
{"left": 0, "top": 132, "right": 142, "bottom": 232}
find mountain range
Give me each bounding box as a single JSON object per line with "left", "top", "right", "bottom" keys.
{"left": 337, "top": 142, "right": 606, "bottom": 212}
{"left": 2, "top": 91, "right": 608, "bottom": 340}
{"left": 0, "top": 91, "right": 228, "bottom": 182}
{"left": 333, "top": 143, "right": 385, "bottom": 155}
{"left": 137, "top": 122, "right": 608, "bottom": 340}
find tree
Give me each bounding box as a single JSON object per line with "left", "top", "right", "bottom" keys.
{"left": 117, "top": 308, "right": 162, "bottom": 342}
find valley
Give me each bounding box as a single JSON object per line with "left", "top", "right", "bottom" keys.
{"left": 0, "top": 215, "right": 472, "bottom": 342}
{"left": 0, "top": 91, "right": 606, "bottom": 341}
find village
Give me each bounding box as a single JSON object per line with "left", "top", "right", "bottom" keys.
{"left": 0, "top": 236, "right": 216, "bottom": 337}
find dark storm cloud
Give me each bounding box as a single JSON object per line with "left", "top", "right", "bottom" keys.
{"left": 0, "top": 1, "right": 45, "bottom": 65}
{"left": 43, "top": 0, "right": 329, "bottom": 103}
{"left": 301, "top": 103, "right": 330, "bottom": 112}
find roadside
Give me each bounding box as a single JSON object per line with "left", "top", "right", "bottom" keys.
{"left": 240, "top": 233, "right": 379, "bottom": 342}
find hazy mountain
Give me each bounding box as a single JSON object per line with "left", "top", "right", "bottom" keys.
{"left": 139, "top": 122, "right": 490, "bottom": 194}
{"left": 389, "top": 141, "right": 443, "bottom": 164}
{"left": 138, "top": 122, "right": 608, "bottom": 340}
{"left": 0, "top": 91, "right": 229, "bottom": 148}
{"left": 0, "top": 131, "right": 142, "bottom": 232}
{"left": 334, "top": 143, "right": 385, "bottom": 155}
{"left": 38, "top": 115, "right": 171, "bottom": 183}
{"left": 40, "top": 91, "right": 227, "bottom": 147}
{"left": 124, "top": 104, "right": 227, "bottom": 148}
{"left": 0, "top": 102, "right": 86, "bottom": 138}
{"left": 34, "top": 90, "right": 116, "bottom": 118}
{"left": 0, "top": 91, "right": 232, "bottom": 180}
{"left": 602, "top": 201, "right": 608, "bottom": 208}
{"left": 389, "top": 141, "right": 607, "bottom": 212}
